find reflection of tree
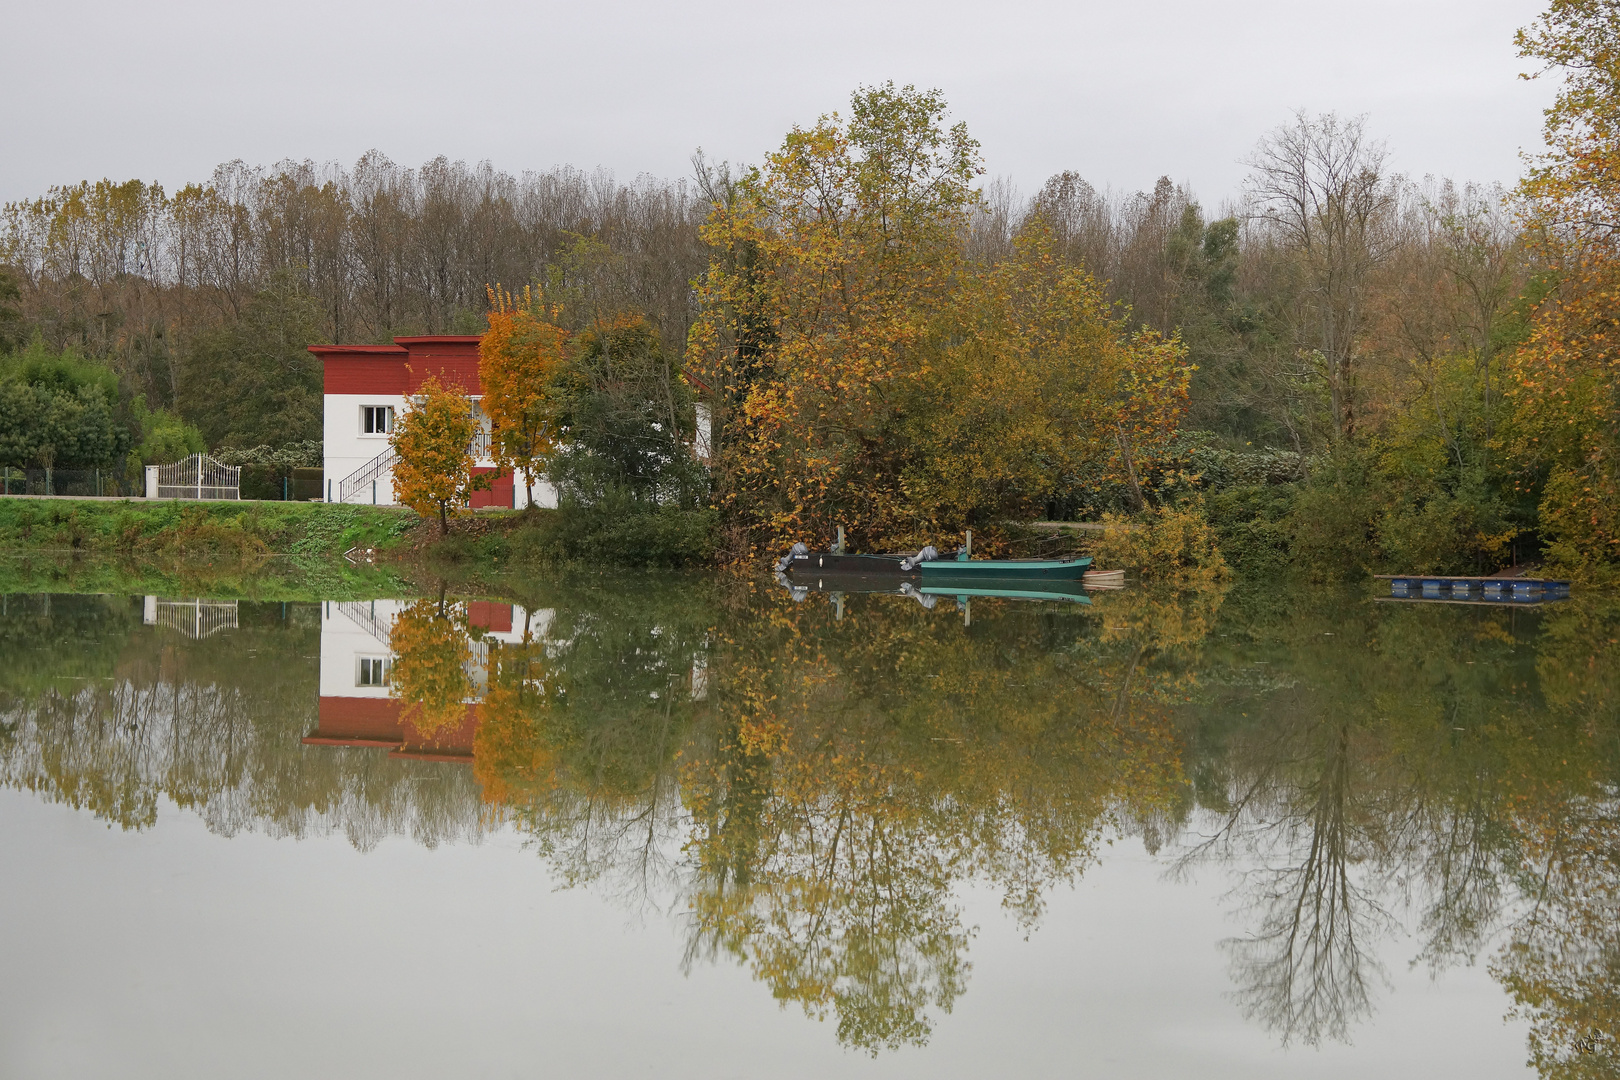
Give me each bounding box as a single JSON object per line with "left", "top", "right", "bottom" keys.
{"left": 1209, "top": 717, "right": 1390, "bottom": 1046}
{"left": 388, "top": 592, "right": 474, "bottom": 737}
{"left": 1494, "top": 802, "right": 1620, "bottom": 1080}
{"left": 668, "top": 578, "right": 1196, "bottom": 1053}
{"left": 0, "top": 596, "right": 487, "bottom": 847}
{"left": 1177, "top": 589, "right": 1620, "bottom": 1060}
{"left": 472, "top": 581, "right": 709, "bottom": 906}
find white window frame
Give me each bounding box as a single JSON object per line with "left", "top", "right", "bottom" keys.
{"left": 360, "top": 405, "right": 395, "bottom": 437}
{"left": 356, "top": 655, "right": 392, "bottom": 687}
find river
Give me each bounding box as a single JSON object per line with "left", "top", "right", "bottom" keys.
{"left": 0, "top": 574, "right": 1611, "bottom": 1078}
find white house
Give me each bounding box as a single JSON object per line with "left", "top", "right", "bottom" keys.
{"left": 309, "top": 335, "right": 557, "bottom": 508}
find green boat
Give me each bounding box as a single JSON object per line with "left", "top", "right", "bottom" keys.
{"left": 900, "top": 545, "right": 1093, "bottom": 580}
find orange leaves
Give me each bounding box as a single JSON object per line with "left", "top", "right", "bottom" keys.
{"left": 1504, "top": 5, "right": 1620, "bottom": 575}
{"left": 390, "top": 375, "right": 477, "bottom": 535}
{"left": 480, "top": 288, "right": 569, "bottom": 495}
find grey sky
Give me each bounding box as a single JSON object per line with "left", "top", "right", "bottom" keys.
{"left": 0, "top": 0, "right": 1554, "bottom": 206}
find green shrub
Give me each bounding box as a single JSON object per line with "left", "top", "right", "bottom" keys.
{"left": 1090, "top": 501, "right": 1229, "bottom": 584}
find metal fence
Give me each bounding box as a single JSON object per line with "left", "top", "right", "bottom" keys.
{"left": 145, "top": 598, "right": 240, "bottom": 639}
{"left": 156, "top": 454, "right": 240, "bottom": 500}
{"left": 0, "top": 467, "right": 134, "bottom": 497}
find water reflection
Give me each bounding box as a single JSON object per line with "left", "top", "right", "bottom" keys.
{"left": 0, "top": 579, "right": 1616, "bottom": 1071}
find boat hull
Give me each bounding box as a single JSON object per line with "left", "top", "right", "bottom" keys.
{"left": 919, "top": 556, "right": 1092, "bottom": 581}
{"left": 782, "top": 553, "right": 913, "bottom": 576}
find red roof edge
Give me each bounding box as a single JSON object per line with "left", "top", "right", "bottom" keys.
{"left": 302, "top": 736, "right": 406, "bottom": 748}
{"left": 393, "top": 336, "right": 483, "bottom": 346}
{"left": 308, "top": 344, "right": 408, "bottom": 356}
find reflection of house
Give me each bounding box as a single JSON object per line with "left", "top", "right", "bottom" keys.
{"left": 310, "top": 335, "right": 558, "bottom": 509}
{"left": 309, "top": 600, "right": 551, "bottom": 765}
{"left": 142, "top": 597, "right": 239, "bottom": 638}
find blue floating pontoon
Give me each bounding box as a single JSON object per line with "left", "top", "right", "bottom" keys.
{"left": 1375, "top": 575, "right": 1571, "bottom": 605}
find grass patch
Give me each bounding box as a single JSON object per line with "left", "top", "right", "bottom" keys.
{"left": 0, "top": 498, "right": 419, "bottom": 560}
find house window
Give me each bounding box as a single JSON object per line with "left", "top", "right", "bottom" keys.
{"left": 356, "top": 656, "right": 391, "bottom": 686}
{"left": 362, "top": 406, "right": 394, "bottom": 435}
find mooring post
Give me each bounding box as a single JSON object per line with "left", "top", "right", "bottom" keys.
{"left": 835, "top": 525, "right": 845, "bottom": 554}
{"left": 965, "top": 529, "right": 972, "bottom": 557}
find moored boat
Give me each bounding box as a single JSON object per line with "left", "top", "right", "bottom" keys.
{"left": 918, "top": 556, "right": 1092, "bottom": 581}
{"left": 777, "top": 540, "right": 1094, "bottom": 581}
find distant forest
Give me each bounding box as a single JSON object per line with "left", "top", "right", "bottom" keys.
{"left": 0, "top": 141, "right": 1520, "bottom": 453}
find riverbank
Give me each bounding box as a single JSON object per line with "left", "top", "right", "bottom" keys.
{"left": 0, "top": 497, "right": 415, "bottom": 559}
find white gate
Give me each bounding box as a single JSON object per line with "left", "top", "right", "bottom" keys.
{"left": 156, "top": 454, "right": 240, "bottom": 500}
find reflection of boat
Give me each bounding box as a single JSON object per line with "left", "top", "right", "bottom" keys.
{"left": 777, "top": 542, "right": 1093, "bottom": 581}
{"left": 776, "top": 572, "right": 1092, "bottom": 605}
{"left": 915, "top": 580, "right": 1092, "bottom": 604}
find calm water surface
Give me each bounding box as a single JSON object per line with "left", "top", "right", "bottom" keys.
{"left": 0, "top": 576, "right": 1613, "bottom": 1078}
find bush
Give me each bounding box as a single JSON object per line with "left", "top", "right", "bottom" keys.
{"left": 535, "top": 496, "right": 718, "bottom": 567}
{"left": 1089, "top": 501, "right": 1229, "bottom": 585}
{"left": 1206, "top": 484, "right": 1296, "bottom": 578}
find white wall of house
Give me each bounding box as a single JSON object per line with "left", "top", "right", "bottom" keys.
{"left": 324, "top": 392, "right": 408, "bottom": 504}
{"left": 323, "top": 391, "right": 561, "bottom": 509}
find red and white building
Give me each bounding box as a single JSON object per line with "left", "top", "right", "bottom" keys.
{"left": 309, "top": 335, "right": 556, "bottom": 509}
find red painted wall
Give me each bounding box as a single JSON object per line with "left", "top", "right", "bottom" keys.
{"left": 312, "top": 336, "right": 484, "bottom": 396}
{"left": 308, "top": 695, "right": 479, "bottom": 759}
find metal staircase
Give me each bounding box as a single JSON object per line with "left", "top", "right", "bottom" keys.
{"left": 337, "top": 447, "right": 397, "bottom": 503}
{"left": 336, "top": 600, "right": 394, "bottom": 646}
{"left": 335, "top": 429, "right": 491, "bottom": 504}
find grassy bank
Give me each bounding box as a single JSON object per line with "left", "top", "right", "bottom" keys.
{"left": 0, "top": 497, "right": 417, "bottom": 559}
{"left": 410, "top": 503, "right": 719, "bottom": 569}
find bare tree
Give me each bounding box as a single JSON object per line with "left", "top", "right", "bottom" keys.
{"left": 1245, "top": 112, "right": 1394, "bottom": 440}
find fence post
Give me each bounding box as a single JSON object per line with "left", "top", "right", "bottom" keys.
{"left": 283, "top": 476, "right": 289, "bottom": 501}
{"left": 45, "top": 466, "right": 52, "bottom": 497}
{"left": 195, "top": 455, "right": 202, "bottom": 501}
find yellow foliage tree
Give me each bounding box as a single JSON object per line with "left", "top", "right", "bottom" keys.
{"left": 1507, "top": 1, "right": 1620, "bottom": 573}
{"left": 901, "top": 224, "right": 1193, "bottom": 532}
{"left": 481, "top": 286, "right": 569, "bottom": 507}
{"left": 690, "top": 83, "right": 981, "bottom": 551}
{"left": 391, "top": 374, "right": 477, "bottom": 535}
{"left": 691, "top": 86, "right": 1195, "bottom": 554}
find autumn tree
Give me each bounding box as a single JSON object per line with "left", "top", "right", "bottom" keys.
{"left": 1506, "top": 0, "right": 1620, "bottom": 573}
{"left": 690, "top": 82, "right": 982, "bottom": 550}
{"left": 480, "top": 286, "right": 569, "bottom": 508}
{"left": 391, "top": 374, "right": 477, "bottom": 534}
{"left": 899, "top": 223, "right": 1193, "bottom": 529}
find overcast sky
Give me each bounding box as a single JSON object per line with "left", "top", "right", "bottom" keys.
{"left": 0, "top": 0, "right": 1555, "bottom": 207}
